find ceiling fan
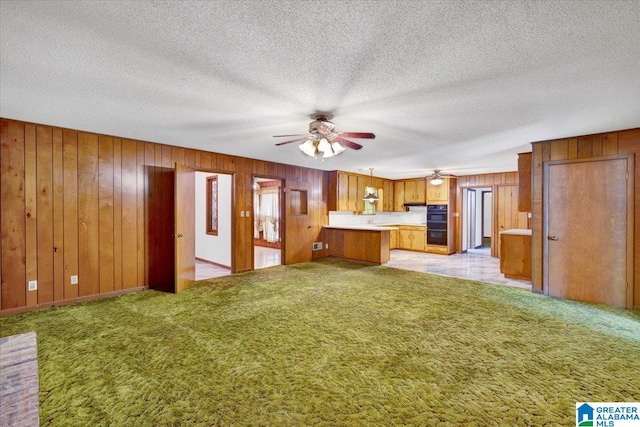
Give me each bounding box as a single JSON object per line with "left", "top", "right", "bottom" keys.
{"left": 273, "top": 115, "right": 375, "bottom": 159}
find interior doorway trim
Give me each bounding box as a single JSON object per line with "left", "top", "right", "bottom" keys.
{"left": 194, "top": 167, "right": 236, "bottom": 274}
{"left": 252, "top": 174, "right": 286, "bottom": 270}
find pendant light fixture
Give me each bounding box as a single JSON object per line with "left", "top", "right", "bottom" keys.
{"left": 363, "top": 167, "right": 380, "bottom": 202}
{"left": 430, "top": 170, "right": 444, "bottom": 186}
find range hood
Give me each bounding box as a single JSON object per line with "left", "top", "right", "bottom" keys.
{"left": 403, "top": 202, "right": 427, "bottom": 207}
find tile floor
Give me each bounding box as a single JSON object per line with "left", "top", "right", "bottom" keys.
{"left": 385, "top": 248, "right": 532, "bottom": 289}
{"left": 195, "top": 246, "right": 282, "bottom": 280}
{"left": 195, "top": 246, "right": 531, "bottom": 290}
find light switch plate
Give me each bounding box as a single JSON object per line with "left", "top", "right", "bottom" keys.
{"left": 28, "top": 280, "right": 37, "bottom": 291}
{"left": 71, "top": 275, "right": 78, "bottom": 285}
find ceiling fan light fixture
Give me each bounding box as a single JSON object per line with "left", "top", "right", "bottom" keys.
{"left": 330, "top": 141, "right": 345, "bottom": 155}
{"left": 299, "top": 140, "right": 317, "bottom": 157}
{"left": 430, "top": 170, "right": 444, "bottom": 186}
{"left": 317, "top": 137, "right": 331, "bottom": 153}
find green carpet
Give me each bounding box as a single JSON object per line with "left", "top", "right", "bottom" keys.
{"left": 1, "top": 258, "right": 639, "bottom": 426}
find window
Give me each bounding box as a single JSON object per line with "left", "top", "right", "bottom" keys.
{"left": 206, "top": 175, "right": 218, "bottom": 235}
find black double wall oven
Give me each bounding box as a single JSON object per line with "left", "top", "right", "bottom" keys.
{"left": 427, "top": 204, "right": 447, "bottom": 246}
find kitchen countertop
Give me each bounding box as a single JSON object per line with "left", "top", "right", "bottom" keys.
{"left": 323, "top": 225, "right": 399, "bottom": 231}
{"left": 499, "top": 229, "right": 532, "bottom": 235}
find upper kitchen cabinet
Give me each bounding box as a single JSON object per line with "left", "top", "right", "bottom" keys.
{"left": 427, "top": 177, "right": 455, "bottom": 202}
{"left": 383, "top": 179, "right": 394, "bottom": 212}
{"left": 403, "top": 178, "right": 426, "bottom": 204}
{"left": 394, "top": 181, "right": 406, "bottom": 211}
{"left": 517, "top": 152, "right": 532, "bottom": 212}
{"left": 328, "top": 171, "right": 392, "bottom": 212}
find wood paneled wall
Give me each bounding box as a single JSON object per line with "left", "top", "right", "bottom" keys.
{"left": 455, "top": 172, "right": 522, "bottom": 257}
{"left": 1, "top": 118, "right": 329, "bottom": 314}
{"left": 531, "top": 128, "right": 639, "bottom": 310}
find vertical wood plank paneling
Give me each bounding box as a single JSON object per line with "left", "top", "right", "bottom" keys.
{"left": 144, "top": 142, "right": 156, "bottom": 288}
{"left": 0, "top": 120, "right": 27, "bottom": 309}
{"left": 618, "top": 129, "right": 640, "bottom": 309}
{"left": 36, "top": 126, "right": 54, "bottom": 303}
{"left": 200, "top": 152, "right": 212, "bottom": 169}
{"left": 577, "top": 136, "right": 593, "bottom": 158}
{"left": 121, "top": 139, "right": 138, "bottom": 289}
{"left": 113, "top": 138, "right": 123, "bottom": 291}
{"left": 592, "top": 135, "right": 603, "bottom": 157}
{"left": 52, "top": 129, "right": 64, "bottom": 301}
{"left": 136, "top": 141, "right": 146, "bottom": 287}
{"left": 531, "top": 142, "right": 544, "bottom": 291}
{"left": 62, "top": 129, "right": 79, "bottom": 299}
{"left": 98, "top": 135, "right": 115, "bottom": 294}
{"left": 567, "top": 138, "right": 578, "bottom": 159}
{"left": 25, "top": 124, "right": 37, "bottom": 306}
{"left": 172, "top": 147, "right": 185, "bottom": 166}
{"left": 185, "top": 149, "right": 196, "bottom": 168}
{"left": 602, "top": 132, "right": 619, "bottom": 156}
{"left": 77, "top": 132, "right": 100, "bottom": 296}
{"left": 550, "top": 139, "right": 568, "bottom": 160}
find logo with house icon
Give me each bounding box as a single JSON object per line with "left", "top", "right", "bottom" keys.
{"left": 577, "top": 403, "right": 594, "bottom": 426}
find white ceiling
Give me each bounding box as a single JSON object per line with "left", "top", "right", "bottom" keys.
{"left": 1, "top": 1, "right": 639, "bottom": 179}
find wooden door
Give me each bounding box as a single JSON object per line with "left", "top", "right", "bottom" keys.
{"left": 174, "top": 163, "right": 195, "bottom": 293}
{"left": 284, "top": 180, "right": 313, "bottom": 264}
{"left": 404, "top": 180, "right": 416, "bottom": 202}
{"left": 545, "top": 156, "right": 633, "bottom": 308}
{"left": 495, "top": 185, "right": 527, "bottom": 258}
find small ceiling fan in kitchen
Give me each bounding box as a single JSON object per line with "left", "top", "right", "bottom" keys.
{"left": 273, "top": 115, "right": 375, "bottom": 159}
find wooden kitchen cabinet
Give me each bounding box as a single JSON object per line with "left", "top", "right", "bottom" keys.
{"left": 427, "top": 179, "right": 449, "bottom": 202}
{"left": 383, "top": 180, "right": 394, "bottom": 212}
{"left": 398, "top": 226, "right": 426, "bottom": 251}
{"left": 500, "top": 229, "right": 532, "bottom": 280}
{"left": 394, "top": 181, "right": 405, "bottom": 211}
{"left": 399, "top": 178, "right": 426, "bottom": 204}
{"left": 329, "top": 171, "right": 388, "bottom": 212}
{"left": 518, "top": 152, "right": 532, "bottom": 212}
{"left": 389, "top": 229, "right": 398, "bottom": 249}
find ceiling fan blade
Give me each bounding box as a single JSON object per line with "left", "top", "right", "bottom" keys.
{"left": 337, "top": 132, "right": 375, "bottom": 139}
{"left": 275, "top": 137, "right": 308, "bottom": 146}
{"left": 273, "top": 134, "right": 310, "bottom": 138}
{"left": 335, "top": 137, "right": 363, "bottom": 150}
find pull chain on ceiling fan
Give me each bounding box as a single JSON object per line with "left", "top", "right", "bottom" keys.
{"left": 274, "top": 115, "right": 375, "bottom": 159}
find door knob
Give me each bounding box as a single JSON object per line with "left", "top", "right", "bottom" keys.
{"left": 176, "top": 233, "right": 183, "bottom": 238}
{"left": 547, "top": 235, "right": 558, "bottom": 241}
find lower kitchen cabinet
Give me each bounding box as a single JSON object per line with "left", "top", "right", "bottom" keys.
{"left": 397, "top": 226, "right": 426, "bottom": 252}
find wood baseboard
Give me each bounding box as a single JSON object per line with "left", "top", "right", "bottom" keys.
{"left": 0, "top": 287, "right": 146, "bottom": 317}
{"left": 195, "top": 257, "right": 231, "bottom": 270}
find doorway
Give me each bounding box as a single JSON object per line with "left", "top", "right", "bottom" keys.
{"left": 194, "top": 171, "right": 233, "bottom": 280}
{"left": 253, "top": 177, "right": 283, "bottom": 269}
{"left": 461, "top": 187, "right": 492, "bottom": 254}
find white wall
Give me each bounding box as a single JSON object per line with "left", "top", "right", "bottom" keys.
{"left": 483, "top": 192, "right": 492, "bottom": 238}
{"left": 195, "top": 172, "right": 232, "bottom": 267}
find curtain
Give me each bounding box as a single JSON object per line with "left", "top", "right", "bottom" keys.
{"left": 258, "top": 187, "right": 280, "bottom": 243}
{"left": 253, "top": 190, "right": 261, "bottom": 238}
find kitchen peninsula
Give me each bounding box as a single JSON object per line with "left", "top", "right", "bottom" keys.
{"left": 323, "top": 225, "right": 398, "bottom": 264}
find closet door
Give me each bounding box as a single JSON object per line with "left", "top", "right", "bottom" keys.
{"left": 544, "top": 155, "right": 633, "bottom": 308}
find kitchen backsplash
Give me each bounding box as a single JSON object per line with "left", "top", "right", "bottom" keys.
{"left": 329, "top": 206, "right": 426, "bottom": 226}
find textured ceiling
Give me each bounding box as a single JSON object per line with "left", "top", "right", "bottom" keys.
{"left": 1, "top": 1, "right": 639, "bottom": 179}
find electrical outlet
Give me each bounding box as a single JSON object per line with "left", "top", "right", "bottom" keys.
{"left": 28, "top": 280, "right": 37, "bottom": 291}
{"left": 70, "top": 275, "right": 78, "bottom": 285}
